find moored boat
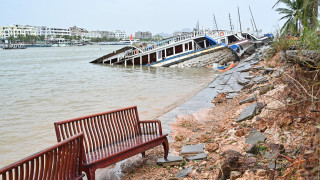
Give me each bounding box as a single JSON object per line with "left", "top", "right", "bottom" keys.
{"left": 2, "top": 44, "right": 27, "bottom": 50}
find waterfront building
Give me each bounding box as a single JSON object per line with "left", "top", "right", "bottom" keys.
{"left": 82, "top": 31, "right": 102, "bottom": 39}
{"left": 114, "top": 30, "right": 127, "bottom": 39}
{"left": 0, "top": 24, "right": 36, "bottom": 39}
{"left": 69, "top": 26, "right": 87, "bottom": 37}
{"left": 135, "top": 31, "right": 152, "bottom": 39}
{"left": 34, "top": 26, "right": 71, "bottom": 38}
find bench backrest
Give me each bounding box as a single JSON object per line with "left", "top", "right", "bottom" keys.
{"left": 0, "top": 133, "right": 84, "bottom": 180}
{"left": 54, "top": 106, "right": 141, "bottom": 156}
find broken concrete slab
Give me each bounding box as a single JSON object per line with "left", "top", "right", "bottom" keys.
{"left": 181, "top": 144, "right": 205, "bottom": 156}
{"left": 239, "top": 95, "right": 257, "bottom": 105}
{"left": 253, "top": 76, "right": 268, "bottom": 84}
{"left": 237, "top": 78, "right": 250, "bottom": 85}
{"left": 236, "top": 103, "right": 259, "bottom": 122}
{"left": 244, "top": 75, "right": 255, "bottom": 79}
{"left": 245, "top": 129, "right": 266, "bottom": 145}
{"left": 186, "top": 153, "right": 208, "bottom": 161}
{"left": 157, "top": 156, "right": 184, "bottom": 166}
{"left": 176, "top": 166, "right": 193, "bottom": 178}
{"left": 263, "top": 68, "right": 275, "bottom": 75}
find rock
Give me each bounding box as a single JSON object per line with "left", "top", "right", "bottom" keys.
{"left": 263, "top": 144, "right": 285, "bottom": 160}
{"left": 268, "top": 162, "right": 284, "bottom": 170}
{"left": 259, "top": 84, "right": 274, "bottom": 95}
{"left": 192, "top": 128, "right": 201, "bottom": 132}
{"left": 176, "top": 166, "right": 193, "bottom": 178}
{"left": 272, "top": 70, "right": 284, "bottom": 78}
{"left": 235, "top": 129, "right": 245, "bottom": 137}
{"left": 236, "top": 103, "right": 265, "bottom": 122}
{"left": 225, "top": 150, "right": 242, "bottom": 168}
{"left": 245, "top": 144, "right": 258, "bottom": 154}
{"left": 245, "top": 129, "right": 266, "bottom": 145}
{"left": 180, "top": 144, "right": 205, "bottom": 156}
{"left": 157, "top": 156, "right": 184, "bottom": 166}
{"left": 186, "top": 153, "right": 207, "bottom": 161}
{"left": 280, "top": 50, "right": 287, "bottom": 62}
{"left": 256, "top": 169, "right": 266, "bottom": 176}
{"left": 263, "top": 68, "right": 275, "bottom": 75}
{"left": 230, "top": 171, "right": 241, "bottom": 180}
{"left": 239, "top": 95, "right": 257, "bottom": 105}
{"left": 269, "top": 144, "right": 285, "bottom": 154}
{"left": 206, "top": 143, "right": 219, "bottom": 152}
{"left": 255, "top": 102, "right": 265, "bottom": 115}
{"left": 174, "top": 134, "right": 184, "bottom": 141}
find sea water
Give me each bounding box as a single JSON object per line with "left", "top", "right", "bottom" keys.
{"left": 0, "top": 45, "right": 217, "bottom": 167}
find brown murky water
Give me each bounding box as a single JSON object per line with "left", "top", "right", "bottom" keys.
{"left": 0, "top": 45, "right": 216, "bottom": 167}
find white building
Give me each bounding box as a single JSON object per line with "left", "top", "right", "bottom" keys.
{"left": 82, "top": 31, "right": 102, "bottom": 39}
{"left": 34, "top": 26, "right": 71, "bottom": 38}
{"left": 0, "top": 24, "right": 36, "bottom": 39}
{"left": 114, "top": 30, "right": 126, "bottom": 39}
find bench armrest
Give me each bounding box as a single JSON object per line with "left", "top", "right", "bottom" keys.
{"left": 138, "top": 120, "right": 163, "bottom": 135}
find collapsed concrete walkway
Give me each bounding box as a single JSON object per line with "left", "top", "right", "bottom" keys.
{"left": 159, "top": 50, "right": 265, "bottom": 136}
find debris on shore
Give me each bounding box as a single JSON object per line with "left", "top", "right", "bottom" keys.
{"left": 116, "top": 45, "right": 319, "bottom": 180}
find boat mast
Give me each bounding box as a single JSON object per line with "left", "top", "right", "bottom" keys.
{"left": 249, "top": 6, "right": 259, "bottom": 35}
{"left": 229, "top": 13, "right": 234, "bottom": 33}
{"left": 213, "top": 13, "right": 219, "bottom": 32}
{"left": 237, "top": 6, "right": 242, "bottom": 33}
{"left": 250, "top": 19, "right": 255, "bottom": 34}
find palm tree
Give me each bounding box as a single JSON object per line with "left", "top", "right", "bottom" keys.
{"left": 273, "top": 0, "right": 305, "bottom": 34}
{"left": 274, "top": 0, "right": 319, "bottom": 33}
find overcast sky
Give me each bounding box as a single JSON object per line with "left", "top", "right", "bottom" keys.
{"left": 1, "top": 0, "right": 283, "bottom": 35}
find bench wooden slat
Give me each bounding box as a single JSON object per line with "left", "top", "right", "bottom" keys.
{"left": 0, "top": 133, "right": 84, "bottom": 180}
{"left": 54, "top": 106, "right": 168, "bottom": 180}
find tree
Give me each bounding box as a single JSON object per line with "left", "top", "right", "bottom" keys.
{"left": 8, "top": 36, "right": 15, "bottom": 43}
{"left": 273, "top": 0, "right": 305, "bottom": 34}
{"left": 274, "top": 0, "right": 319, "bottom": 33}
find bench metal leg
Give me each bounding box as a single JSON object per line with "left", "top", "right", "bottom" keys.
{"left": 141, "top": 152, "right": 146, "bottom": 158}
{"left": 162, "top": 138, "right": 169, "bottom": 160}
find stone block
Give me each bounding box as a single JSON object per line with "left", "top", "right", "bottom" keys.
{"left": 239, "top": 95, "right": 257, "bottom": 105}
{"left": 245, "top": 129, "right": 266, "bottom": 145}
{"left": 259, "top": 84, "right": 274, "bottom": 95}
{"left": 181, "top": 144, "right": 205, "bottom": 156}
{"left": 176, "top": 166, "right": 193, "bottom": 178}
{"left": 157, "top": 156, "right": 184, "bottom": 166}
{"left": 186, "top": 153, "right": 208, "bottom": 161}
{"left": 236, "top": 103, "right": 258, "bottom": 122}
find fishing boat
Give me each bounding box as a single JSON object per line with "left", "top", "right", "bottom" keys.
{"left": 2, "top": 44, "right": 27, "bottom": 50}
{"left": 91, "top": 31, "right": 238, "bottom": 68}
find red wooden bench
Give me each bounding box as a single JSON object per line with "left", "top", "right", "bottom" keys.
{"left": 54, "top": 106, "right": 169, "bottom": 180}
{"left": 0, "top": 133, "right": 84, "bottom": 180}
